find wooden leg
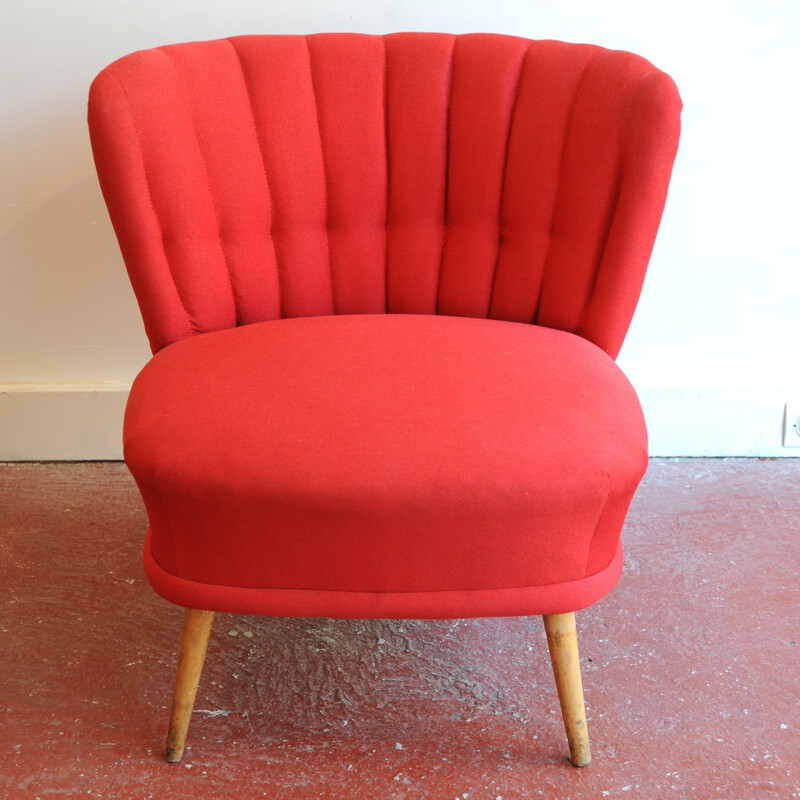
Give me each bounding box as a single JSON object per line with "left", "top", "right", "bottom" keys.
{"left": 165, "top": 608, "right": 215, "bottom": 763}
{"left": 543, "top": 612, "right": 591, "bottom": 767}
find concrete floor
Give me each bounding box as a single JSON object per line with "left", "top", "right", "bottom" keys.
{"left": 1, "top": 459, "right": 798, "bottom": 799}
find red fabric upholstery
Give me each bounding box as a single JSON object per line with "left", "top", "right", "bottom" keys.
{"left": 88, "top": 33, "right": 681, "bottom": 620}
{"left": 127, "top": 315, "right": 646, "bottom": 617}
{"left": 89, "top": 33, "right": 681, "bottom": 357}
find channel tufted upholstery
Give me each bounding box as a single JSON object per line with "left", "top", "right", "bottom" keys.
{"left": 89, "top": 32, "right": 681, "bottom": 766}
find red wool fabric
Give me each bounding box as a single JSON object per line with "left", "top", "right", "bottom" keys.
{"left": 127, "top": 315, "right": 646, "bottom": 616}
{"left": 88, "top": 33, "right": 681, "bottom": 619}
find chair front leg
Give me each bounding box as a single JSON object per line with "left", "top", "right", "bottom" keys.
{"left": 543, "top": 612, "right": 591, "bottom": 767}
{"left": 165, "top": 608, "right": 215, "bottom": 763}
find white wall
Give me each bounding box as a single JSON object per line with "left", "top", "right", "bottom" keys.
{"left": 1, "top": 1, "right": 798, "bottom": 458}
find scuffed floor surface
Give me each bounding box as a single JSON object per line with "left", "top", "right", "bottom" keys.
{"left": 1, "top": 459, "right": 798, "bottom": 799}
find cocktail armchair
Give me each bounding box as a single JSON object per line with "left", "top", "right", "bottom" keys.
{"left": 88, "top": 32, "right": 681, "bottom": 766}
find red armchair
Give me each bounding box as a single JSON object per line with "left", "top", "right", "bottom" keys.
{"left": 88, "top": 33, "right": 681, "bottom": 766}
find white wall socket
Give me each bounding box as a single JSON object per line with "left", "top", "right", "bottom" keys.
{"left": 783, "top": 402, "right": 800, "bottom": 448}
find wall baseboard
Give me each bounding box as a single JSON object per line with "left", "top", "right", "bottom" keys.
{"left": 638, "top": 388, "right": 798, "bottom": 457}
{"left": 0, "top": 384, "right": 127, "bottom": 461}
{"left": 1, "top": 384, "right": 797, "bottom": 461}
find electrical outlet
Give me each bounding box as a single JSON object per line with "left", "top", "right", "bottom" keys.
{"left": 783, "top": 402, "right": 800, "bottom": 448}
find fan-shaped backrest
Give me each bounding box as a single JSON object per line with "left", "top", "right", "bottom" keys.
{"left": 89, "top": 33, "right": 681, "bottom": 357}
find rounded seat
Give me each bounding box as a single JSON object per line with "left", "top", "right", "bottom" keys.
{"left": 125, "top": 313, "right": 647, "bottom": 619}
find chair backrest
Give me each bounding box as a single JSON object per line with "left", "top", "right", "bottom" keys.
{"left": 89, "top": 33, "right": 681, "bottom": 357}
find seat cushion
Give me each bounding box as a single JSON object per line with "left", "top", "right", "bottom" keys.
{"left": 125, "top": 314, "right": 647, "bottom": 618}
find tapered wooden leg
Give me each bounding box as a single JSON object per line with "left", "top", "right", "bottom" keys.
{"left": 165, "top": 608, "right": 215, "bottom": 763}
{"left": 543, "top": 612, "right": 591, "bottom": 767}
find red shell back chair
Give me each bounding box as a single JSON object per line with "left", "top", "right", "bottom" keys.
{"left": 88, "top": 33, "right": 681, "bottom": 766}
